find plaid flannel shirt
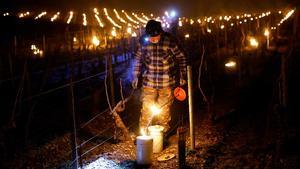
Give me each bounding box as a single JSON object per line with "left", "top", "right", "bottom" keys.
{"left": 133, "top": 33, "right": 187, "bottom": 89}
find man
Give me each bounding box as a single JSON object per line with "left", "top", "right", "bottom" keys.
{"left": 132, "top": 20, "right": 187, "bottom": 134}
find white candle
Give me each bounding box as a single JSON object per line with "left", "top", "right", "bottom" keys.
{"left": 136, "top": 135, "right": 153, "bottom": 165}
{"left": 148, "top": 125, "right": 164, "bottom": 153}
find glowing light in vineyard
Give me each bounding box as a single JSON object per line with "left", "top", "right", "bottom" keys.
{"left": 132, "top": 13, "right": 147, "bottom": 24}
{"left": 264, "top": 29, "right": 270, "bottom": 37}
{"left": 92, "top": 36, "right": 100, "bottom": 46}
{"left": 122, "top": 10, "right": 139, "bottom": 25}
{"left": 82, "top": 13, "right": 87, "bottom": 26}
{"left": 207, "top": 28, "right": 212, "bottom": 33}
{"left": 249, "top": 37, "right": 259, "bottom": 48}
{"left": 178, "top": 20, "right": 183, "bottom": 27}
{"left": 104, "top": 8, "right": 122, "bottom": 28}
{"left": 19, "top": 11, "right": 30, "bottom": 18}
{"left": 93, "top": 8, "right": 104, "bottom": 28}
{"left": 113, "top": 9, "right": 126, "bottom": 23}
{"left": 190, "top": 19, "right": 194, "bottom": 25}
{"left": 220, "top": 25, "right": 225, "bottom": 29}
{"left": 225, "top": 61, "right": 236, "bottom": 68}
{"left": 141, "top": 13, "right": 150, "bottom": 21}
{"left": 35, "top": 11, "right": 47, "bottom": 20}
{"left": 164, "top": 11, "right": 169, "bottom": 17}
{"left": 279, "top": 9, "right": 295, "bottom": 25}
{"left": 3, "top": 13, "right": 9, "bottom": 16}
{"left": 111, "top": 27, "right": 117, "bottom": 37}
{"left": 67, "top": 11, "right": 73, "bottom": 24}
{"left": 132, "top": 32, "right": 137, "bottom": 37}
{"left": 31, "top": 44, "right": 43, "bottom": 57}
{"left": 51, "top": 12, "right": 60, "bottom": 22}
{"left": 184, "top": 34, "right": 190, "bottom": 39}
{"left": 127, "top": 27, "right": 132, "bottom": 34}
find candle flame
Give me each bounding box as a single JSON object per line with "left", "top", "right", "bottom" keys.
{"left": 140, "top": 128, "right": 147, "bottom": 136}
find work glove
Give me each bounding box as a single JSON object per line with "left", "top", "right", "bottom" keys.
{"left": 180, "top": 78, "right": 187, "bottom": 86}
{"left": 132, "top": 78, "right": 138, "bottom": 89}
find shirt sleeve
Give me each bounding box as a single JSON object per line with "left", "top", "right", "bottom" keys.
{"left": 170, "top": 39, "right": 187, "bottom": 79}
{"left": 133, "top": 44, "right": 143, "bottom": 79}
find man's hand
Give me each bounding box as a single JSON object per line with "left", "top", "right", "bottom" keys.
{"left": 132, "top": 78, "right": 139, "bottom": 89}
{"left": 180, "top": 78, "right": 186, "bottom": 86}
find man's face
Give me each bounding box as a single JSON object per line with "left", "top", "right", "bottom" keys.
{"left": 149, "top": 35, "right": 161, "bottom": 44}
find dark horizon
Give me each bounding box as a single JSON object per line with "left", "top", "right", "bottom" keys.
{"left": 0, "top": 0, "right": 294, "bottom": 17}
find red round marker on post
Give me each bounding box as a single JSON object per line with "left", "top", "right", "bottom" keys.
{"left": 174, "top": 87, "right": 186, "bottom": 101}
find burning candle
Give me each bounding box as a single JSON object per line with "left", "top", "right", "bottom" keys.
{"left": 148, "top": 125, "right": 164, "bottom": 153}
{"left": 136, "top": 135, "right": 153, "bottom": 165}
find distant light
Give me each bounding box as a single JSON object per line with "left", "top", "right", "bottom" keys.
{"left": 220, "top": 25, "right": 225, "bottom": 29}
{"left": 67, "top": 11, "right": 73, "bottom": 24}
{"left": 170, "top": 10, "right": 176, "bottom": 18}
{"left": 127, "top": 27, "right": 132, "bottom": 34}
{"left": 111, "top": 27, "right": 117, "bottom": 37}
{"left": 82, "top": 13, "right": 87, "bottom": 26}
{"left": 51, "top": 12, "right": 60, "bottom": 22}
{"left": 264, "top": 29, "right": 270, "bottom": 37}
{"left": 73, "top": 37, "right": 77, "bottom": 42}
{"left": 92, "top": 36, "right": 100, "bottom": 46}
{"left": 35, "top": 11, "right": 47, "bottom": 20}
{"left": 178, "top": 20, "right": 183, "bottom": 27}
{"left": 249, "top": 37, "right": 259, "bottom": 48}
{"left": 184, "top": 34, "right": 190, "bottom": 39}
{"left": 164, "top": 11, "right": 169, "bottom": 17}
{"left": 225, "top": 61, "right": 236, "bottom": 68}
{"left": 207, "top": 28, "right": 212, "bottom": 33}
{"left": 190, "top": 19, "right": 194, "bottom": 25}
{"left": 132, "top": 32, "right": 137, "bottom": 37}
{"left": 144, "top": 37, "right": 149, "bottom": 42}
{"left": 31, "top": 44, "right": 43, "bottom": 57}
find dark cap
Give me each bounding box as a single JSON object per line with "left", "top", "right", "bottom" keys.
{"left": 145, "top": 20, "right": 163, "bottom": 37}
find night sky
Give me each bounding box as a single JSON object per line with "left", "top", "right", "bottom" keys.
{"left": 1, "top": 0, "right": 293, "bottom": 16}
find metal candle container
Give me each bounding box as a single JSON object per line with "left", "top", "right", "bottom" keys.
{"left": 136, "top": 135, "right": 153, "bottom": 165}
{"left": 148, "top": 125, "right": 164, "bottom": 153}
